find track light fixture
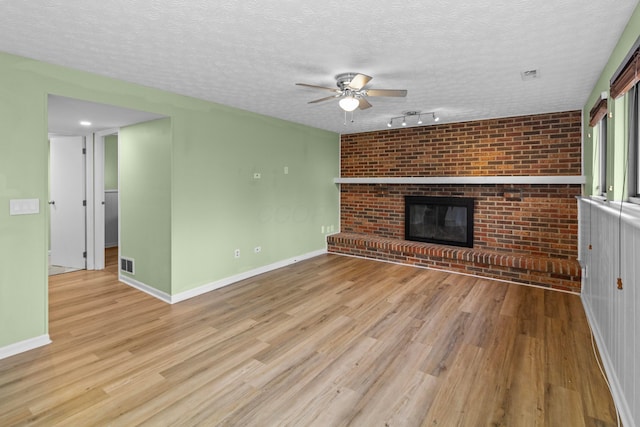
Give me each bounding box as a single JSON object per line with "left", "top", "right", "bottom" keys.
{"left": 386, "top": 111, "right": 439, "bottom": 128}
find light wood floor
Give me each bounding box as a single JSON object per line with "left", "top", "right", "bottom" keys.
{"left": 0, "top": 254, "right": 617, "bottom": 426}
{"left": 104, "top": 246, "right": 119, "bottom": 276}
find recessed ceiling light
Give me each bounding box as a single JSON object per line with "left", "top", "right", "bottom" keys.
{"left": 80, "top": 121, "right": 92, "bottom": 126}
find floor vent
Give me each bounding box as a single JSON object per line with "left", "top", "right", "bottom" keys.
{"left": 120, "top": 257, "right": 135, "bottom": 274}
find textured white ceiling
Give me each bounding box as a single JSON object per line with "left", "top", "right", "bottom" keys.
{"left": 1, "top": 0, "right": 638, "bottom": 134}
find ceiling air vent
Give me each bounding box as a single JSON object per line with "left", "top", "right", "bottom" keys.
{"left": 521, "top": 69, "right": 540, "bottom": 81}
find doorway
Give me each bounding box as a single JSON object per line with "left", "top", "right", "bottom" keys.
{"left": 47, "top": 94, "right": 165, "bottom": 274}
{"left": 93, "top": 129, "right": 120, "bottom": 271}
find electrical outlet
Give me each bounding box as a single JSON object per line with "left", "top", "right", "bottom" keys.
{"left": 254, "top": 246, "right": 261, "bottom": 253}
{"left": 284, "top": 166, "right": 289, "bottom": 174}
{"left": 234, "top": 249, "right": 240, "bottom": 258}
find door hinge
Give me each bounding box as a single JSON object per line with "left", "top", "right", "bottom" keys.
{"left": 83, "top": 251, "right": 87, "bottom": 258}
{"left": 82, "top": 148, "right": 86, "bottom": 154}
{"left": 83, "top": 200, "right": 87, "bottom": 206}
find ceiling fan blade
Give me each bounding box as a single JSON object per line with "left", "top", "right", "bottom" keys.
{"left": 296, "top": 83, "right": 340, "bottom": 93}
{"left": 365, "top": 89, "right": 408, "bottom": 97}
{"left": 358, "top": 98, "right": 372, "bottom": 110}
{"left": 347, "top": 73, "right": 372, "bottom": 90}
{"left": 308, "top": 95, "right": 340, "bottom": 104}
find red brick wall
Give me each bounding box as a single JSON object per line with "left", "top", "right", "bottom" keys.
{"left": 338, "top": 111, "right": 582, "bottom": 260}
{"left": 340, "top": 184, "right": 579, "bottom": 259}
{"left": 341, "top": 111, "right": 581, "bottom": 177}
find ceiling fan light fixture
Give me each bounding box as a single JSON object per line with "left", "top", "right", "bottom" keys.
{"left": 433, "top": 113, "right": 440, "bottom": 122}
{"left": 387, "top": 119, "right": 393, "bottom": 128}
{"left": 297, "top": 73, "right": 407, "bottom": 120}
{"left": 401, "top": 117, "right": 407, "bottom": 126}
{"left": 339, "top": 96, "right": 359, "bottom": 112}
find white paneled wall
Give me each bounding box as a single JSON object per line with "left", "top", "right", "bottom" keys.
{"left": 579, "top": 197, "right": 639, "bottom": 427}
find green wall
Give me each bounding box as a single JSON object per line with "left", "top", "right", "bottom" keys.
{"left": 0, "top": 51, "right": 339, "bottom": 349}
{"left": 0, "top": 76, "right": 48, "bottom": 347}
{"left": 583, "top": 4, "right": 640, "bottom": 199}
{"left": 104, "top": 134, "right": 118, "bottom": 190}
{"left": 171, "top": 110, "right": 339, "bottom": 293}
{"left": 120, "top": 119, "right": 172, "bottom": 293}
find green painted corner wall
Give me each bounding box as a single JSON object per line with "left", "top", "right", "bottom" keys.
{"left": 0, "top": 72, "right": 49, "bottom": 348}
{"left": 119, "top": 119, "right": 172, "bottom": 294}
{"left": 104, "top": 135, "right": 118, "bottom": 190}
{"left": 0, "top": 51, "right": 339, "bottom": 349}
{"left": 583, "top": 2, "right": 640, "bottom": 198}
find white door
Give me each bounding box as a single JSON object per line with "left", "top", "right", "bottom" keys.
{"left": 50, "top": 136, "right": 86, "bottom": 269}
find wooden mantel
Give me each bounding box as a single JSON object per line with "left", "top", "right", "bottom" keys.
{"left": 333, "top": 176, "right": 586, "bottom": 185}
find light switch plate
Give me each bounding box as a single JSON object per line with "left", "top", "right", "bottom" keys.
{"left": 10, "top": 199, "right": 40, "bottom": 215}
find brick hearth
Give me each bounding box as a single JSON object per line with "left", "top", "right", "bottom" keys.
{"left": 328, "top": 233, "right": 581, "bottom": 292}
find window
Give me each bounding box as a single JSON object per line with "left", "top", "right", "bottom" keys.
{"left": 595, "top": 118, "right": 608, "bottom": 196}
{"left": 610, "top": 35, "right": 640, "bottom": 201}
{"left": 589, "top": 96, "right": 608, "bottom": 197}
{"left": 630, "top": 85, "right": 640, "bottom": 201}
{"left": 635, "top": 117, "right": 640, "bottom": 199}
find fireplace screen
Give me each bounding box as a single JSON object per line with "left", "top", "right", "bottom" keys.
{"left": 405, "top": 196, "right": 474, "bottom": 248}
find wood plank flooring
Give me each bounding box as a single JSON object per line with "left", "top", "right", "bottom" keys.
{"left": 0, "top": 254, "right": 618, "bottom": 426}
{"left": 104, "top": 246, "right": 119, "bottom": 276}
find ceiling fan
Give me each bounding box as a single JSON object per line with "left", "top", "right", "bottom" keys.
{"left": 296, "top": 73, "right": 407, "bottom": 112}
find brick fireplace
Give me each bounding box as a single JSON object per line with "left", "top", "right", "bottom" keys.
{"left": 327, "top": 111, "right": 583, "bottom": 292}
{"left": 405, "top": 195, "right": 474, "bottom": 248}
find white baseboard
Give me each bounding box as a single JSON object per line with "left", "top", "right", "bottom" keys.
{"left": 117, "top": 249, "right": 327, "bottom": 305}
{"left": 118, "top": 274, "right": 172, "bottom": 304}
{"left": 0, "top": 334, "right": 51, "bottom": 360}
{"left": 171, "top": 249, "right": 327, "bottom": 304}
{"left": 581, "top": 295, "right": 634, "bottom": 427}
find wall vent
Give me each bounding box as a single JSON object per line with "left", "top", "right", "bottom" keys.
{"left": 120, "top": 257, "right": 135, "bottom": 274}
